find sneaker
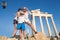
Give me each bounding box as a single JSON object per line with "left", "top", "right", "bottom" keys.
{"left": 10, "top": 36, "right": 14, "bottom": 38}
{"left": 35, "top": 32, "right": 37, "bottom": 34}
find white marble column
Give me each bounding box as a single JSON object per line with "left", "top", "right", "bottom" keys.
{"left": 51, "top": 16, "right": 59, "bottom": 37}
{"left": 46, "top": 17, "right": 52, "bottom": 36}
{"left": 39, "top": 16, "right": 44, "bottom": 33}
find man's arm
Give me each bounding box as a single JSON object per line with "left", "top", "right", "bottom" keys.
{"left": 27, "top": 9, "right": 32, "bottom": 15}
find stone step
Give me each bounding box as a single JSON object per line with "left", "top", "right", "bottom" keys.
{"left": 0, "top": 36, "right": 7, "bottom": 40}
{"left": 28, "top": 32, "right": 50, "bottom": 40}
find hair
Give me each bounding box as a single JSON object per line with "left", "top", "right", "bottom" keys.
{"left": 18, "top": 8, "right": 23, "bottom": 12}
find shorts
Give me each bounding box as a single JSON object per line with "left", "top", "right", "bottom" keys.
{"left": 13, "top": 19, "right": 18, "bottom": 24}
{"left": 17, "top": 22, "right": 25, "bottom": 31}
{"left": 24, "top": 19, "right": 31, "bottom": 23}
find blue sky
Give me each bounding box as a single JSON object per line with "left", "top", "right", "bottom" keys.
{"left": 0, "top": 0, "right": 60, "bottom": 37}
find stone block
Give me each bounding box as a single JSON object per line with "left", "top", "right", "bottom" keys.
{"left": 0, "top": 36, "right": 7, "bottom": 40}
{"left": 33, "top": 32, "right": 50, "bottom": 40}
{"left": 7, "top": 38, "right": 18, "bottom": 40}
{"left": 28, "top": 36, "right": 35, "bottom": 40}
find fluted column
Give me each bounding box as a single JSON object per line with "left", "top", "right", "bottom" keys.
{"left": 51, "top": 16, "right": 59, "bottom": 37}
{"left": 39, "top": 16, "right": 44, "bottom": 33}
{"left": 45, "top": 17, "right": 52, "bottom": 36}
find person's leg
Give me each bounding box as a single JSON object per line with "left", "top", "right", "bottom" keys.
{"left": 25, "top": 22, "right": 37, "bottom": 33}
{"left": 12, "top": 24, "right": 17, "bottom": 36}
{"left": 12, "top": 20, "right": 18, "bottom": 37}
{"left": 17, "top": 23, "right": 24, "bottom": 40}
{"left": 22, "top": 22, "right": 26, "bottom": 38}
{"left": 23, "top": 30, "right": 26, "bottom": 38}
{"left": 20, "top": 29, "right": 24, "bottom": 40}
{"left": 25, "top": 19, "right": 37, "bottom": 33}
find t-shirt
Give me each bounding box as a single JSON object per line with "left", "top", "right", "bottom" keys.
{"left": 18, "top": 15, "right": 25, "bottom": 23}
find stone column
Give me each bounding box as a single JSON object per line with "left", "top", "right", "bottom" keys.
{"left": 39, "top": 16, "right": 44, "bottom": 33}
{"left": 51, "top": 16, "right": 59, "bottom": 37}
{"left": 45, "top": 16, "right": 52, "bottom": 36}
